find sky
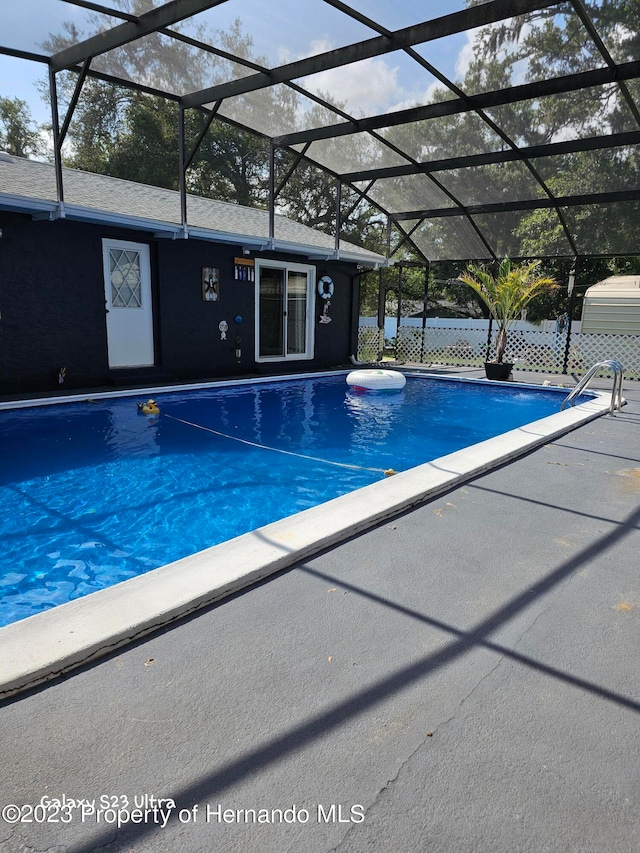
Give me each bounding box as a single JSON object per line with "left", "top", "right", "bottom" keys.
{"left": 0, "top": 0, "right": 474, "bottom": 130}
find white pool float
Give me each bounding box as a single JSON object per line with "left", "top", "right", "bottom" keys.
{"left": 346, "top": 369, "right": 406, "bottom": 392}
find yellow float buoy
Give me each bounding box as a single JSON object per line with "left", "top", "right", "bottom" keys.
{"left": 137, "top": 399, "right": 160, "bottom": 416}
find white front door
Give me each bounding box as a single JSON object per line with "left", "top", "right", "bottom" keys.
{"left": 102, "top": 239, "right": 154, "bottom": 368}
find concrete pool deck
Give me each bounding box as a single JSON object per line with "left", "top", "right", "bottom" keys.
{"left": 0, "top": 368, "right": 638, "bottom": 852}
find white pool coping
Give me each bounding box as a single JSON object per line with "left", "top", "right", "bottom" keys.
{"left": 0, "top": 373, "right": 614, "bottom": 698}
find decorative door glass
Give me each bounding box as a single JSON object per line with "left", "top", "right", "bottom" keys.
{"left": 110, "top": 249, "right": 142, "bottom": 308}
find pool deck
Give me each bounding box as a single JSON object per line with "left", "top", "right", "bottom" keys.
{"left": 1, "top": 368, "right": 639, "bottom": 852}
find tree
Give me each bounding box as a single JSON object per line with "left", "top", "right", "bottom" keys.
{"left": 40, "top": 7, "right": 274, "bottom": 205}
{"left": 0, "top": 97, "right": 43, "bottom": 158}
{"left": 458, "top": 258, "right": 558, "bottom": 363}
{"left": 40, "top": 4, "right": 379, "bottom": 237}
{"left": 273, "top": 96, "right": 389, "bottom": 253}
{"left": 379, "top": 2, "right": 640, "bottom": 263}
{"left": 189, "top": 114, "right": 270, "bottom": 208}
{"left": 464, "top": 1, "right": 640, "bottom": 257}
{"left": 37, "top": 2, "right": 402, "bottom": 256}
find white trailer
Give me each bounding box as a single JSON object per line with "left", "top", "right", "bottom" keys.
{"left": 580, "top": 275, "right": 640, "bottom": 334}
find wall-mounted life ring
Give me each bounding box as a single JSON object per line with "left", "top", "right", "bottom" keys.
{"left": 318, "top": 276, "right": 334, "bottom": 299}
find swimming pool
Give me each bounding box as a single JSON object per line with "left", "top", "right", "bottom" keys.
{"left": 0, "top": 372, "right": 593, "bottom": 628}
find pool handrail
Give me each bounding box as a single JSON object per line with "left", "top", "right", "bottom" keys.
{"left": 561, "top": 359, "right": 624, "bottom": 414}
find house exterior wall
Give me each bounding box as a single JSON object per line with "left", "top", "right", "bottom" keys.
{"left": 0, "top": 211, "right": 361, "bottom": 395}
{"left": 0, "top": 213, "right": 110, "bottom": 393}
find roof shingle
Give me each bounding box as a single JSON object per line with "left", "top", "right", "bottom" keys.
{"left": 0, "top": 155, "right": 384, "bottom": 266}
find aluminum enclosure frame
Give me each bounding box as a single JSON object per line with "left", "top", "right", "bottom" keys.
{"left": 1, "top": 0, "right": 639, "bottom": 265}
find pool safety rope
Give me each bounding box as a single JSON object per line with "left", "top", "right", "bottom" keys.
{"left": 163, "top": 414, "right": 397, "bottom": 477}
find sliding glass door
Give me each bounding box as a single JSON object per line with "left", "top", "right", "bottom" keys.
{"left": 256, "top": 261, "right": 315, "bottom": 361}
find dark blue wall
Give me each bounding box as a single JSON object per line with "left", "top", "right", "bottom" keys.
{"left": 0, "top": 211, "right": 362, "bottom": 395}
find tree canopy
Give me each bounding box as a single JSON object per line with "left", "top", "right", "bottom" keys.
{"left": 381, "top": 1, "right": 640, "bottom": 262}
{"left": 0, "top": 97, "right": 43, "bottom": 158}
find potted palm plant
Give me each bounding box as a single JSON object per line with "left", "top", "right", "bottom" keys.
{"left": 458, "top": 258, "right": 558, "bottom": 380}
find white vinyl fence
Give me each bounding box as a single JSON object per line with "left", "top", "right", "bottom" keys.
{"left": 357, "top": 320, "right": 640, "bottom": 380}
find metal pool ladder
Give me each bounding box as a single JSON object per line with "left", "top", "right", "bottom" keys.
{"left": 561, "top": 359, "right": 624, "bottom": 414}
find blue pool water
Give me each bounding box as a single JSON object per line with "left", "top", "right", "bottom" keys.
{"left": 0, "top": 374, "right": 582, "bottom": 626}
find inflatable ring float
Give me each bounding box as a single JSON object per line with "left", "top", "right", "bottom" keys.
{"left": 346, "top": 369, "right": 406, "bottom": 392}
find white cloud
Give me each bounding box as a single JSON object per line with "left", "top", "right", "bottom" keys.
{"left": 304, "top": 38, "right": 335, "bottom": 59}
{"left": 279, "top": 38, "right": 336, "bottom": 66}
{"left": 290, "top": 25, "right": 490, "bottom": 121}
{"left": 392, "top": 81, "right": 443, "bottom": 113}
{"left": 455, "top": 31, "right": 476, "bottom": 81}
{"left": 302, "top": 57, "right": 404, "bottom": 117}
